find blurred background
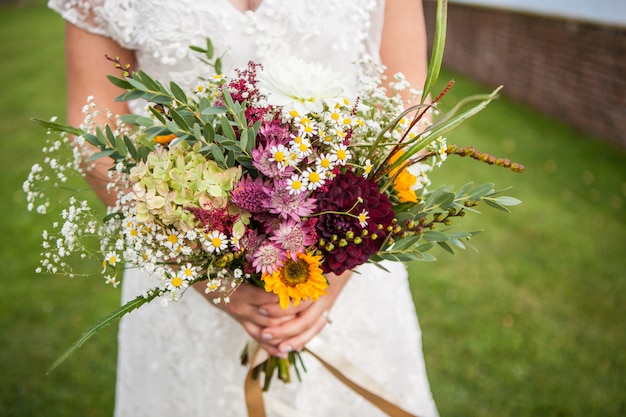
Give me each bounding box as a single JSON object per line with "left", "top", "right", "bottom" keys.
{"left": 1, "top": 0, "right": 625, "bottom": 416}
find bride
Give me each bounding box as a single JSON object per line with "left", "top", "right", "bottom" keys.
{"left": 48, "top": 0, "right": 440, "bottom": 416}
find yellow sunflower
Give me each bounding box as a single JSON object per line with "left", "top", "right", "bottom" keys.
{"left": 262, "top": 252, "right": 328, "bottom": 309}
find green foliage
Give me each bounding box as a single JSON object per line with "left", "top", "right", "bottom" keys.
{"left": 375, "top": 181, "right": 520, "bottom": 263}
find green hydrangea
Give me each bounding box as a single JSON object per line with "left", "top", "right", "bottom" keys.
{"left": 129, "top": 142, "right": 242, "bottom": 231}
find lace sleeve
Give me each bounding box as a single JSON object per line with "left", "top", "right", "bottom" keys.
{"left": 47, "top": 0, "right": 138, "bottom": 50}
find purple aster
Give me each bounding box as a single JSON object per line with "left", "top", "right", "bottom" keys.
{"left": 269, "top": 219, "right": 317, "bottom": 259}
{"left": 264, "top": 179, "right": 317, "bottom": 221}
{"left": 257, "top": 120, "right": 291, "bottom": 147}
{"left": 252, "top": 141, "right": 294, "bottom": 179}
{"left": 241, "top": 228, "right": 264, "bottom": 263}
{"left": 231, "top": 175, "right": 270, "bottom": 213}
{"left": 252, "top": 241, "right": 287, "bottom": 275}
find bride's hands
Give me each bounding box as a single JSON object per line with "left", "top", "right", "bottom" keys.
{"left": 194, "top": 269, "right": 351, "bottom": 357}
{"left": 193, "top": 280, "right": 295, "bottom": 355}
{"left": 257, "top": 270, "right": 351, "bottom": 357}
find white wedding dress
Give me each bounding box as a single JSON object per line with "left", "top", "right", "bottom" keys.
{"left": 49, "top": 1, "right": 439, "bottom": 416}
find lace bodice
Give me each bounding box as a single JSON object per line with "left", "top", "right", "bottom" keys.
{"left": 49, "top": 0, "right": 383, "bottom": 91}
{"left": 48, "top": 1, "right": 439, "bottom": 416}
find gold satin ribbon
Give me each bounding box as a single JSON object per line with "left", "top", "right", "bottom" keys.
{"left": 244, "top": 338, "right": 420, "bottom": 417}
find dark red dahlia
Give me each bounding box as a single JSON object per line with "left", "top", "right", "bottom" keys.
{"left": 313, "top": 170, "right": 395, "bottom": 275}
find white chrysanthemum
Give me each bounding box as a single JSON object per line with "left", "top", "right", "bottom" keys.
{"left": 407, "top": 162, "right": 433, "bottom": 191}
{"left": 258, "top": 56, "right": 349, "bottom": 114}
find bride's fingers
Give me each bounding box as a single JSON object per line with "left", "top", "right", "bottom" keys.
{"left": 240, "top": 321, "right": 289, "bottom": 357}
{"left": 275, "top": 315, "right": 328, "bottom": 354}
{"left": 259, "top": 305, "right": 328, "bottom": 347}
{"left": 226, "top": 302, "right": 294, "bottom": 328}
{"left": 258, "top": 299, "right": 311, "bottom": 319}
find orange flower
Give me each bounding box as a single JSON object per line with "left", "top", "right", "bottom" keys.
{"left": 394, "top": 170, "right": 418, "bottom": 203}
{"left": 153, "top": 133, "right": 177, "bottom": 145}
{"left": 388, "top": 149, "right": 418, "bottom": 203}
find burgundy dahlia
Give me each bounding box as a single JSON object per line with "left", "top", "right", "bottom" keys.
{"left": 313, "top": 170, "right": 395, "bottom": 275}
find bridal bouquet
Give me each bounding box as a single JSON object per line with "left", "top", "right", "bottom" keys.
{"left": 24, "top": 16, "right": 522, "bottom": 393}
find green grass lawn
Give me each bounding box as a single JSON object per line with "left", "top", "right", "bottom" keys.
{"left": 2, "top": 2, "right": 625, "bottom": 417}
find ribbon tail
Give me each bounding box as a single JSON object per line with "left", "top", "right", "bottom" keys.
{"left": 304, "top": 337, "right": 421, "bottom": 417}
{"left": 244, "top": 342, "right": 268, "bottom": 417}
{"left": 244, "top": 337, "right": 421, "bottom": 417}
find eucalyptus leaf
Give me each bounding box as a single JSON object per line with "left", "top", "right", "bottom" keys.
{"left": 145, "top": 94, "right": 174, "bottom": 105}
{"left": 192, "top": 123, "right": 203, "bottom": 142}
{"left": 201, "top": 106, "right": 227, "bottom": 116}
{"left": 84, "top": 133, "right": 103, "bottom": 147}
{"left": 145, "top": 125, "right": 171, "bottom": 138}
{"left": 215, "top": 58, "right": 223, "bottom": 75}
{"left": 435, "top": 192, "right": 456, "bottom": 209}
{"left": 210, "top": 143, "right": 226, "bottom": 166}
{"left": 106, "top": 74, "right": 133, "bottom": 89}
{"left": 226, "top": 151, "right": 235, "bottom": 167}
{"left": 137, "top": 146, "right": 150, "bottom": 162}
{"left": 468, "top": 183, "right": 495, "bottom": 200}
{"left": 239, "top": 129, "right": 249, "bottom": 152}
{"left": 483, "top": 198, "right": 512, "bottom": 213}
{"left": 124, "top": 136, "right": 138, "bottom": 160}
{"left": 120, "top": 114, "right": 154, "bottom": 127}
{"left": 423, "top": 230, "right": 450, "bottom": 243}
{"left": 166, "top": 117, "right": 188, "bottom": 137}
{"left": 494, "top": 196, "right": 522, "bottom": 206}
{"left": 117, "top": 89, "right": 147, "bottom": 102}
{"left": 105, "top": 125, "right": 117, "bottom": 147}
{"left": 114, "top": 136, "right": 128, "bottom": 157}
{"left": 148, "top": 105, "right": 168, "bottom": 124}
{"left": 449, "top": 238, "right": 466, "bottom": 250}
{"left": 136, "top": 70, "right": 162, "bottom": 92}
{"left": 203, "top": 122, "right": 216, "bottom": 143}
{"left": 455, "top": 182, "right": 474, "bottom": 198}
{"left": 437, "top": 240, "right": 455, "bottom": 255}
{"left": 125, "top": 76, "right": 148, "bottom": 92}
{"left": 170, "top": 81, "right": 188, "bottom": 104}
{"left": 86, "top": 149, "right": 116, "bottom": 161}
{"left": 390, "top": 235, "right": 422, "bottom": 251}
{"left": 220, "top": 115, "right": 237, "bottom": 141}
{"left": 206, "top": 38, "right": 214, "bottom": 58}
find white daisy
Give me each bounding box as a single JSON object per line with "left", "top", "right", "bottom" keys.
{"left": 205, "top": 230, "right": 229, "bottom": 253}
{"left": 286, "top": 174, "right": 308, "bottom": 195}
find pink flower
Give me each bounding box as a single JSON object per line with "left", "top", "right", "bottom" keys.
{"left": 252, "top": 241, "right": 287, "bottom": 274}
{"left": 257, "top": 120, "right": 291, "bottom": 147}
{"left": 264, "top": 180, "right": 316, "bottom": 221}
{"left": 231, "top": 175, "right": 269, "bottom": 213}
{"left": 252, "top": 141, "right": 294, "bottom": 179}
{"left": 270, "top": 219, "right": 316, "bottom": 259}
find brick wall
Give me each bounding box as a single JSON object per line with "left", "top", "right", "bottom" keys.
{"left": 423, "top": 2, "right": 626, "bottom": 149}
